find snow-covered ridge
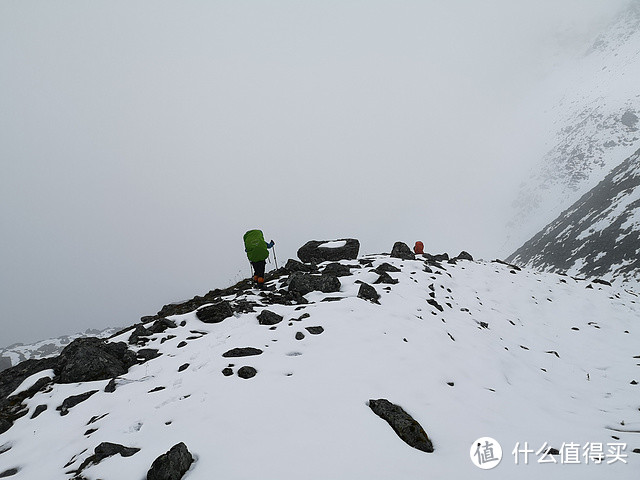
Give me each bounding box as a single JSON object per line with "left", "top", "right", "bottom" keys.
{"left": 508, "top": 148, "right": 640, "bottom": 287}
{"left": 0, "top": 327, "right": 122, "bottom": 371}
{"left": 0, "top": 248, "right": 638, "bottom": 479}
{"left": 507, "top": 2, "right": 640, "bottom": 252}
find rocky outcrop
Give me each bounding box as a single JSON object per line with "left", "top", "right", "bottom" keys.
{"left": 196, "top": 301, "right": 234, "bottom": 324}
{"left": 287, "top": 272, "right": 341, "bottom": 296}
{"left": 369, "top": 399, "right": 434, "bottom": 453}
{"left": 147, "top": 442, "right": 194, "bottom": 480}
{"left": 297, "top": 239, "right": 360, "bottom": 264}
{"left": 390, "top": 242, "right": 415, "bottom": 260}
{"left": 55, "top": 338, "right": 137, "bottom": 384}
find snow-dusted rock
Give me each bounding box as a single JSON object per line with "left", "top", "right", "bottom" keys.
{"left": 297, "top": 239, "right": 360, "bottom": 263}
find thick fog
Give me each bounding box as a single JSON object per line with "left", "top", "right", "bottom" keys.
{"left": 0, "top": 0, "right": 631, "bottom": 347}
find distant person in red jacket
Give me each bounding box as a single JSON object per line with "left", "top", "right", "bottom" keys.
{"left": 414, "top": 241, "right": 424, "bottom": 255}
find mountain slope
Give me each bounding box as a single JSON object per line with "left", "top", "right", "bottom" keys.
{"left": 0, "top": 251, "right": 639, "bottom": 479}
{"left": 507, "top": 1, "right": 640, "bottom": 252}
{"left": 508, "top": 148, "right": 640, "bottom": 286}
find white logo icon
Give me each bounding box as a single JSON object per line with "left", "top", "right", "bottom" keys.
{"left": 471, "top": 437, "right": 503, "bottom": 469}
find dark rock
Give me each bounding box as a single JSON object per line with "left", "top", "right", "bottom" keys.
{"left": 196, "top": 301, "right": 233, "bottom": 324}
{"left": 147, "top": 442, "right": 194, "bottom": 480}
{"left": 148, "top": 386, "right": 166, "bottom": 393}
{"left": 222, "top": 347, "right": 263, "bottom": 358}
{"left": 222, "top": 368, "right": 233, "bottom": 376}
{"left": 257, "top": 310, "right": 283, "bottom": 326}
{"left": 148, "top": 318, "right": 177, "bottom": 334}
{"left": 128, "top": 324, "right": 152, "bottom": 345}
{"left": 287, "top": 272, "right": 341, "bottom": 296}
{"left": 0, "top": 419, "right": 11, "bottom": 435}
{"left": 31, "top": 404, "right": 47, "bottom": 419}
{"left": 237, "top": 366, "right": 257, "bottom": 379}
{"left": 424, "top": 253, "right": 449, "bottom": 262}
{"left": 357, "top": 283, "right": 380, "bottom": 304}
{"left": 137, "top": 349, "right": 161, "bottom": 363}
{"left": 305, "top": 326, "right": 324, "bottom": 335}
{"left": 55, "top": 338, "right": 136, "bottom": 384}
{"left": 295, "top": 332, "right": 305, "bottom": 340}
{"left": 427, "top": 299, "right": 444, "bottom": 312}
{"left": 57, "top": 390, "right": 99, "bottom": 416}
{"left": 369, "top": 398, "right": 434, "bottom": 453}
{"left": 0, "top": 443, "right": 11, "bottom": 455}
{"left": 297, "top": 239, "right": 360, "bottom": 264}
{"left": 0, "top": 468, "right": 18, "bottom": 478}
{"left": 284, "top": 259, "right": 317, "bottom": 273}
{"left": 455, "top": 251, "right": 474, "bottom": 261}
{"left": 592, "top": 278, "right": 612, "bottom": 286}
{"left": 374, "top": 262, "right": 401, "bottom": 273}
{"left": 178, "top": 363, "right": 189, "bottom": 372}
{"left": 104, "top": 379, "right": 117, "bottom": 393}
{"left": 390, "top": 242, "right": 415, "bottom": 260}
{"left": 374, "top": 272, "right": 398, "bottom": 285}
{"left": 322, "top": 263, "right": 352, "bottom": 277}
{"left": 0, "top": 357, "right": 11, "bottom": 373}
{"left": 94, "top": 442, "right": 140, "bottom": 461}
{"left": 0, "top": 357, "right": 58, "bottom": 402}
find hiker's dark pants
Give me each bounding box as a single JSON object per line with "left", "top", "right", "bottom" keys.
{"left": 251, "top": 260, "right": 266, "bottom": 278}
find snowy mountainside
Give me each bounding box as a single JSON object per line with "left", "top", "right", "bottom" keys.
{"left": 508, "top": 147, "right": 640, "bottom": 287}
{"left": 0, "top": 251, "right": 639, "bottom": 479}
{"left": 507, "top": 2, "right": 640, "bottom": 252}
{"left": 0, "top": 327, "right": 122, "bottom": 372}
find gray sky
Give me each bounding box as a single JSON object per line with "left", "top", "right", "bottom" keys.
{"left": 0, "top": 0, "right": 630, "bottom": 347}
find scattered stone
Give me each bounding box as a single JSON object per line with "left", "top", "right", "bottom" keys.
{"left": 455, "top": 251, "right": 474, "bottom": 261}
{"left": 104, "top": 379, "right": 117, "bottom": 393}
{"left": 222, "top": 368, "right": 233, "bottom": 377}
{"left": 237, "top": 366, "right": 257, "bottom": 379}
{"left": 137, "top": 349, "right": 161, "bottom": 363}
{"left": 196, "top": 301, "right": 234, "bottom": 323}
{"left": 287, "top": 272, "right": 341, "bottom": 296}
{"left": 75, "top": 442, "right": 141, "bottom": 474}
{"left": 424, "top": 253, "right": 449, "bottom": 262}
{"left": 374, "top": 263, "right": 401, "bottom": 273}
{"left": 178, "top": 363, "right": 189, "bottom": 372}
{"left": 390, "top": 242, "right": 415, "bottom": 260}
{"left": 305, "top": 326, "right": 324, "bottom": 335}
{"left": 257, "top": 310, "right": 284, "bottom": 326}
{"left": 0, "top": 468, "right": 18, "bottom": 478}
{"left": 295, "top": 332, "right": 305, "bottom": 340}
{"left": 128, "top": 324, "right": 152, "bottom": 345}
{"left": 297, "top": 239, "right": 360, "bottom": 263}
{"left": 368, "top": 399, "right": 434, "bottom": 453}
{"left": 148, "top": 386, "right": 166, "bottom": 393}
{"left": 447, "top": 382, "right": 454, "bottom": 387}
{"left": 427, "top": 299, "right": 444, "bottom": 312}
{"left": 357, "top": 282, "right": 380, "bottom": 304}
{"left": 592, "top": 278, "right": 612, "bottom": 286}
{"left": 57, "top": 390, "right": 99, "bottom": 416}
{"left": 374, "top": 272, "right": 398, "bottom": 285}
{"left": 222, "top": 347, "right": 263, "bottom": 358}
{"left": 31, "top": 404, "right": 47, "bottom": 419}
{"left": 177, "top": 341, "right": 187, "bottom": 348}
{"left": 322, "top": 263, "right": 352, "bottom": 277}
{"left": 148, "top": 318, "right": 177, "bottom": 334}
{"left": 284, "top": 258, "right": 317, "bottom": 273}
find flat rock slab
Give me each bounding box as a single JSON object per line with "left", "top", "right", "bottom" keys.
{"left": 297, "top": 239, "right": 360, "bottom": 263}
{"left": 369, "top": 398, "right": 434, "bottom": 453}
{"left": 222, "top": 347, "right": 263, "bottom": 358}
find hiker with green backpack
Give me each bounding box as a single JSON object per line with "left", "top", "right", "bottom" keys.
{"left": 243, "top": 229, "right": 275, "bottom": 285}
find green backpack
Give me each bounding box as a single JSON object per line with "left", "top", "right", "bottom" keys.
{"left": 243, "top": 230, "right": 269, "bottom": 262}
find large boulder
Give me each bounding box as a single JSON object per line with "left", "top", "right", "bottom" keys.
{"left": 390, "top": 242, "right": 415, "bottom": 260}
{"left": 55, "top": 338, "right": 137, "bottom": 384}
{"left": 196, "top": 301, "right": 234, "bottom": 323}
{"left": 369, "top": 398, "right": 434, "bottom": 453}
{"left": 287, "top": 272, "right": 341, "bottom": 296}
{"left": 147, "top": 442, "right": 194, "bottom": 480}
{"left": 297, "top": 239, "right": 360, "bottom": 264}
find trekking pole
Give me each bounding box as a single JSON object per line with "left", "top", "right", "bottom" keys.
{"left": 272, "top": 243, "right": 278, "bottom": 269}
